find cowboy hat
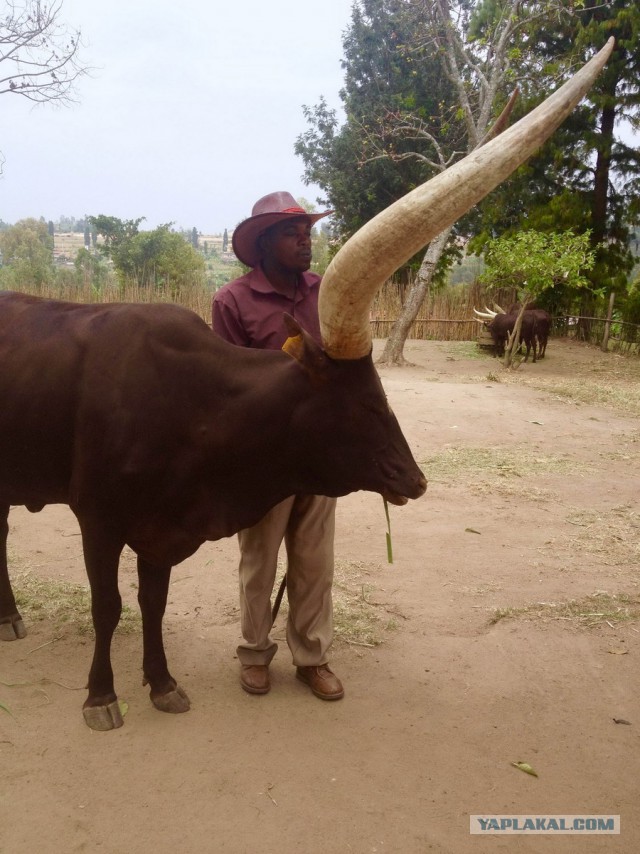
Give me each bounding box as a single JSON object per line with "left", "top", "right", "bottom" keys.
{"left": 232, "top": 191, "right": 333, "bottom": 268}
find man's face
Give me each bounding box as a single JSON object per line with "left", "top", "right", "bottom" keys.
{"left": 260, "top": 217, "right": 313, "bottom": 273}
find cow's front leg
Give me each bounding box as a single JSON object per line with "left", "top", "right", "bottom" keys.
{"left": 80, "top": 522, "right": 126, "bottom": 731}
{"left": 0, "top": 504, "right": 27, "bottom": 641}
{"left": 137, "top": 557, "right": 190, "bottom": 714}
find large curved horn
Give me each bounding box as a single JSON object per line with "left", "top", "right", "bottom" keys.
{"left": 474, "top": 308, "right": 495, "bottom": 319}
{"left": 319, "top": 38, "right": 614, "bottom": 360}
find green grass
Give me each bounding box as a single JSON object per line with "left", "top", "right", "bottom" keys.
{"left": 13, "top": 570, "right": 141, "bottom": 636}
{"left": 445, "top": 341, "right": 492, "bottom": 360}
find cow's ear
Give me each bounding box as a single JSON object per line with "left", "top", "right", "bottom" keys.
{"left": 282, "top": 313, "right": 328, "bottom": 378}
{"left": 283, "top": 313, "right": 302, "bottom": 338}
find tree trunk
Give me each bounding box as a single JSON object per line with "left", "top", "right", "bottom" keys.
{"left": 377, "top": 227, "right": 451, "bottom": 366}
{"left": 591, "top": 102, "right": 615, "bottom": 249}
{"left": 580, "top": 88, "right": 615, "bottom": 336}
{"left": 577, "top": 291, "right": 595, "bottom": 342}
{"left": 601, "top": 291, "right": 615, "bottom": 352}
{"left": 503, "top": 298, "right": 531, "bottom": 369}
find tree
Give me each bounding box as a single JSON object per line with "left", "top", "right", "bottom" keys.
{"left": 0, "top": 217, "right": 54, "bottom": 289}
{"left": 297, "top": 0, "right": 573, "bottom": 365}
{"left": 74, "top": 246, "right": 110, "bottom": 289}
{"left": 0, "top": 1, "right": 86, "bottom": 104}
{"left": 469, "top": 0, "right": 640, "bottom": 305}
{"left": 89, "top": 215, "right": 145, "bottom": 254}
{"left": 296, "top": 0, "right": 453, "bottom": 245}
{"left": 89, "top": 215, "right": 205, "bottom": 290}
{"left": 480, "top": 231, "right": 595, "bottom": 299}
{"left": 222, "top": 228, "right": 228, "bottom": 252}
{"left": 375, "top": 0, "right": 604, "bottom": 365}
{"left": 563, "top": 0, "right": 640, "bottom": 331}
{"left": 1, "top": 1, "right": 87, "bottom": 174}
{"left": 129, "top": 228, "right": 205, "bottom": 290}
{"left": 478, "top": 229, "right": 595, "bottom": 366}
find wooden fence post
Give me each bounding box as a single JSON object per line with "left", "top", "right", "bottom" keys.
{"left": 601, "top": 292, "right": 615, "bottom": 352}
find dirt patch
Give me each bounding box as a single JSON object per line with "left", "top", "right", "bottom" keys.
{"left": 2, "top": 338, "right": 639, "bottom": 853}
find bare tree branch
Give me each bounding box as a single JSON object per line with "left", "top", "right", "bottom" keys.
{"left": 357, "top": 108, "right": 467, "bottom": 172}
{"left": 0, "top": 0, "right": 87, "bottom": 105}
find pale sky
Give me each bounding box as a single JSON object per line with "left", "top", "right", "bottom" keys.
{"left": 2, "top": 2, "right": 636, "bottom": 237}
{"left": 1, "top": 0, "right": 354, "bottom": 234}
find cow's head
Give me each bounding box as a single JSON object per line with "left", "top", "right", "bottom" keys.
{"left": 281, "top": 315, "right": 425, "bottom": 505}
{"left": 473, "top": 306, "right": 499, "bottom": 333}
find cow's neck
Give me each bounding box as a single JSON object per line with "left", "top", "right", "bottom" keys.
{"left": 196, "top": 351, "right": 312, "bottom": 537}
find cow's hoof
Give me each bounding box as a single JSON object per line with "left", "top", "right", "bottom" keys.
{"left": 0, "top": 617, "right": 27, "bottom": 641}
{"left": 82, "top": 701, "right": 124, "bottom": 731}
{"left": 151, "top": 685, "right": 190, "bottom": 714}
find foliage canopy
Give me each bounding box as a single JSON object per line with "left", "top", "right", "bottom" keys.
{"left": 0, "top": 217, "right": 54, "bottom": 289}
{"left": 479, "top": 229, "right": 596, "bottom": 307}
{"left": 89, "top": 216, "right": 205, "bottom": 290}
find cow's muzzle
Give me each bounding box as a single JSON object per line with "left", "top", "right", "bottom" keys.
{"left": 382, "top": 472, "right": 427, "bottom": 505}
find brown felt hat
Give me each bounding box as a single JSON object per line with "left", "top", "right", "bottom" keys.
{"left": 232, "top": 191, "right": 333, "bottom": 268}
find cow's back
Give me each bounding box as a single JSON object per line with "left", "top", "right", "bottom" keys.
{"left": 0, "top": 292, "right": 216, "bottom": 508}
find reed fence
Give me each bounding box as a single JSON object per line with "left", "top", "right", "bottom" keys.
{"left": 9, "top": 276, "right": 640, "bottom": 353}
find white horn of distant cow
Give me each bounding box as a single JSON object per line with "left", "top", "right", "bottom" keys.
{"left": 474, "top": 308, "right": 495, "bottom": 319}
{"left": 318, "top": 38, "right": 615, "bottom": 360}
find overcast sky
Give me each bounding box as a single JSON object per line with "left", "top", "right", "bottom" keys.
{"left": 2, "top": 2, "right": 637, "bottom": 236}
{"left": 1, "top": 0, "right": 354, "bottom": 234}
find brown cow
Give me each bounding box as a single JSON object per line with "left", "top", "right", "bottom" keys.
{"left": 0, "top": 40, "right": 613, "bottom": 730}
{"left": 474, "top": 308, "right": 539, "bottom": 361}
{"left": 475, "top": 303, "right": 553, "bottom": 361}
{"left": 0, "top": 297, "right": 426, "bottom": 728}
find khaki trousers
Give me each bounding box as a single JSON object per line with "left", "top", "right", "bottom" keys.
{"left": 236, "top": 494, "right": 337, "bottom": 667}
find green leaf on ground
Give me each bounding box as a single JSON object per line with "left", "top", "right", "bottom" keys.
{"left": 511, "top": 761, "right": 538, "bottom": 777}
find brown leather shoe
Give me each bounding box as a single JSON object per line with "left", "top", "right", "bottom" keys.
{"left": 240, "top": 664, "right": 270, "bottom": 695}
{"left": 296, "top": 665, "right": 344, "bottom": 700}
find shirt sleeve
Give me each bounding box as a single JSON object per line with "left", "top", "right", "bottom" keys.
{"left": 212, "top": 291, "right": 250, "bottom": 347}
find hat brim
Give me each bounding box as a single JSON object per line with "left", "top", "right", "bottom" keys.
{"left": 232, "top": 209, "right": 333, "bottom": 268}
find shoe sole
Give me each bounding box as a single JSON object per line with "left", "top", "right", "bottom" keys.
{"left": 240, "top": 681, "right": 270, "bottom": 695}
{"left": 296, "top": 671, "right": 344, "bottom": 701}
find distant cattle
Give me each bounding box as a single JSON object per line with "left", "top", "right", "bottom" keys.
{"left": 505, "top": 305, "right": 551, "bottom": 357}
{"left": 474, "top": 307, "right": 537, "bottom": 361}
{"left": 475, "top": 305, "right": 552, "bottom": 362}
{"left": 529, "top": 309, "right": 551, "bottom": 358}
{"left": 0, "top": 40, "right": 613, "bottom": 730}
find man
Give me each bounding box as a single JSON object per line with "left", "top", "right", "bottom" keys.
{"left": 212, "top": 191, "right": 344, "bottom": 701}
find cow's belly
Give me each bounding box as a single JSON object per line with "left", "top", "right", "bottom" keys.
{"left": 0, "top": 443, "right": 71, "bottom": 507}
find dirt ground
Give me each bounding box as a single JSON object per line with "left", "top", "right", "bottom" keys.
{"left": 1, "top": 337, "right": 639, "bottom": 854}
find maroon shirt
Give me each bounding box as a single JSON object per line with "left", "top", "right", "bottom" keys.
{"left": 212, "top": 266, "right": 322, "bottom": 350}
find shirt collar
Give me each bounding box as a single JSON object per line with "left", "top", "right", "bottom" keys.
{"left": 247, "top": 265, "right": 316, "bottom": 297}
